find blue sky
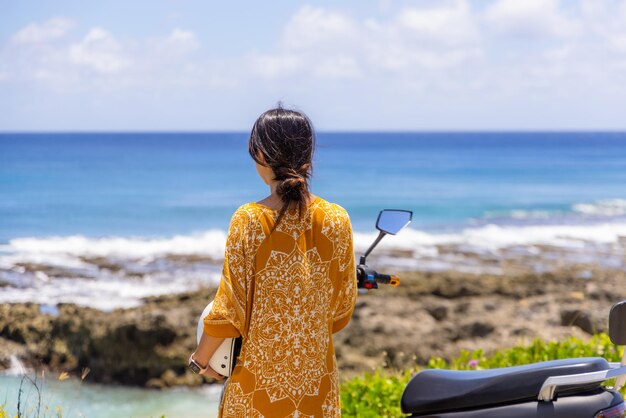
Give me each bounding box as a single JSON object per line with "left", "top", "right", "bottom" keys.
{"left": 1, "top": 0, "right": 626, "bottom": 131}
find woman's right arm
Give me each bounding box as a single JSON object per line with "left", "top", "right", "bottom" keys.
{"left": 331, "top": 211, "right": 357, "bottom": 334}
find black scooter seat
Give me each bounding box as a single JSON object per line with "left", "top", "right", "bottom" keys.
{"left": 401, "top": 357, "right": 610, "bottom": 415}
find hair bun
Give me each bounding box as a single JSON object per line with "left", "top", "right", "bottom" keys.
{"left": 288, "top": 176, "right": 305, "bottom": 185}
{"left": 281, "top": 176, "right": 305, "bottom": 189}
{"left": 277, "top": 176, "right": 305, "bottom": 199}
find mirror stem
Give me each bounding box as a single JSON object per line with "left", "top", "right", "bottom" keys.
{"left": 360, "top": 231, "right": 386, "bottom": 265}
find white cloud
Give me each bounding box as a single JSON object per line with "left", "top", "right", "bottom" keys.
{"left": 364, "top": 1, "right": 482, "bottom": 71}
{"left": 11, "top": 17, "right": 74, "bottom": 44}
{"left": 5, "top": 23, "right": 222, "bottom": 91}
{"left": 246, "top": 5, "right": 364, "bottom": 80}
{"left": 394, "top": 0, "right": 480, "bottom": 47}
{"left": 484, "top": 0, "right": 581, "bottom": 39}
{"left": 248, "top": 1, "right": 482, "bottom": 80}
{"left": 311, "top": 54, "right": 363, "bottom": 79}
{"left": 281, "top": 5, "right": 359, "bottom": 51}
{"left": 69, "top": 28, "right": 129, "bottom": 74}
{"left": 245, "top": 51, "right": 303, "bottom": 79}
{"left": 164, "top": 29, "right": 199, "bottom": 53}
{"left": 579, "top": 0, "right": 626, "bottom": 54}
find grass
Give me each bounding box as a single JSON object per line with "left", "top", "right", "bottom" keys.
{"left": 1, "top": 366, "right": 167, "bottom": 418}
{"left": 1, "top": 368, "right": 92, "bottom": 418}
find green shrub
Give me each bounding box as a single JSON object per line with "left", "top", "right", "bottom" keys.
{"left": 0, "top": 402, "right": 10, "bottom": 418}
{"left": 340, "top": 333, "right": 624, "bottom": 417}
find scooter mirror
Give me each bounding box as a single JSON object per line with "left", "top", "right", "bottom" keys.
{"left": 376, "top": 209, "right": 413, "bottom": 235}
{"left": 609, "top": 300, "right": 626, "bottom": 345}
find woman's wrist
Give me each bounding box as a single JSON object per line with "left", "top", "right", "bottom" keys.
{"left": 189, "top": 352, "right": 226, "bottom": 380}
{"left": 190, "top": 352, "right": 208, "bottom": 370}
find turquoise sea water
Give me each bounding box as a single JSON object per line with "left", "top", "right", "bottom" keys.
{"left": 1, "top": 132, "right": 625, "bottom": 240}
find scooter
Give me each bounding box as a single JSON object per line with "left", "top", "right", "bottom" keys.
{"left": 361, "top": 209, "right": 626, "bottom": 418}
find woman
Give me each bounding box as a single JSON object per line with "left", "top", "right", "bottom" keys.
{"left": 190, "top": 104, "right": 357, "bottom": 417}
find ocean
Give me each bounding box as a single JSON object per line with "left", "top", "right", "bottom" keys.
{"left": 1, "top": 132, "right": 626, "bottom": 309}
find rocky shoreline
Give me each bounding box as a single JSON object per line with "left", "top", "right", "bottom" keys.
{"left": 1, "top": 265, "right": 623, "bottom": 388}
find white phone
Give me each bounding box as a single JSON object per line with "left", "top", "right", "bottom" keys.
{"left": 197, "top": 301, "right": 240, "bottom": 376}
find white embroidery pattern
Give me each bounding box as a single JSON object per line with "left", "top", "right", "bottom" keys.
{"left": 246, "top": 243, "right": 333, "bottom": 405}
{"left": 208, "top": 203, "right": 266, "bottom": 334}
{"left": 271, "top": 198, "right": 323, "bottom": 240}
{"left": 221, "top": 381, "right": 265, "bottom": 418}
{"left": 321, "top": 366, "right": 341, "bottom": 417}
{"left": 321, "top": 203, "right": 352, "bottom": 271}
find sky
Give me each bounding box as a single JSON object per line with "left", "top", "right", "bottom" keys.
{"left": 1, "top": 0, "right": 626, "bottom": 131}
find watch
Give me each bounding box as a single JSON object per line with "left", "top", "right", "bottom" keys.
{"left": 188, "top": 354, "right": 206, "bottom": 374}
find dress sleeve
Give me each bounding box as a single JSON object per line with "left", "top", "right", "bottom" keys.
{"left": 332, "top": 211, "right": 357, "bottom": 334}
{"left": 203, "top": 207, "right": 250, "bottom": 338}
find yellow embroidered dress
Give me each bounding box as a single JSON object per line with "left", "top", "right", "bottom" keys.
{"left": 203, "top": 195, "right": 357, "bottom": 418}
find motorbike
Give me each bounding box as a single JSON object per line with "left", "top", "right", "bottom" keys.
{"left": 361, "top": 209, "right": 626, "bottom": 418}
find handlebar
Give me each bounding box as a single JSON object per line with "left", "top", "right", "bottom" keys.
{"left": 357, "top": 264, "right": 400, "bottom": 289}
{"left": 375, "top": 272, "right": 400, "bottom": 286}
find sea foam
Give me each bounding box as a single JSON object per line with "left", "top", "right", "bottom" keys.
{"left": 1, "top": 219, "right": 625, "bottom": 309}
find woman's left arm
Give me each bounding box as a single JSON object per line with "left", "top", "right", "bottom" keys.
{"left": 191, "top": 333, "right": 226, "bottom": 380}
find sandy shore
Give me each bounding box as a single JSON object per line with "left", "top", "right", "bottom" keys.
{"left": 1, "top": 265, "right": 623, "bottom": 388}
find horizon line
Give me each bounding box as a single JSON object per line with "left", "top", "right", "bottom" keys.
{"left": 2, "top": 129, "right": 626, "bottom": 135}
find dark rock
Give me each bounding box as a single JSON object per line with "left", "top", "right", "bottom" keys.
{"left": 458, "top": 321, "right": 495, "bottom": 339}
{"left": 433, "top": 285, "right": 479, "bottom": 299}
{"left": 0, "top": 287, "right": 218, "bottom": 388}
{"left": 455, "top": 302, "right": 470, "bottom": 314}
{"left": 512, "top": 327, "right": 532, "bottom": 336}
{"left": 484, "top": 302, "right": 498, "bottom": 311}
{"left": 426, "top": 305, "right": 448, "bottom": 321}
{"left": 560, "top": 309, "right": 604, "bottom": 335}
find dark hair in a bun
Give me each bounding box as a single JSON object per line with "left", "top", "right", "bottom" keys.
{"left": 248, "top": 102, "right": 316, "bottom": 233}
